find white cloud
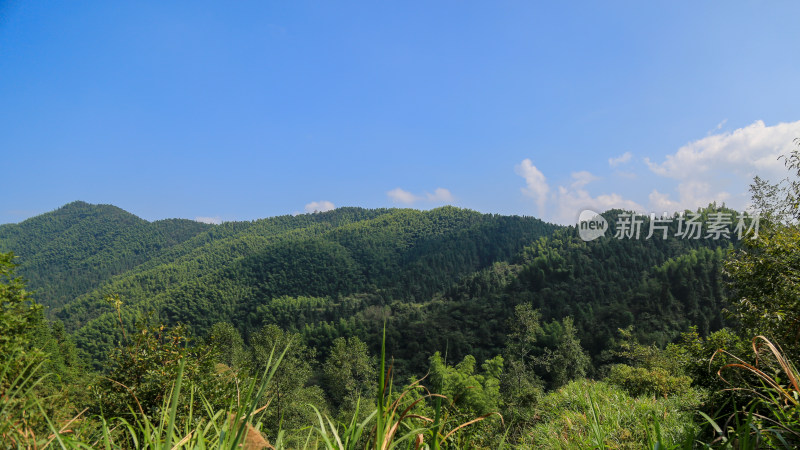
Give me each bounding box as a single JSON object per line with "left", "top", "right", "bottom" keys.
{"left": 648, "top": 190, "right": 681, "bottom": 213}
{"left": 571, "top": 171, "right": 600, "bottom": 189}
{"left": 514, "top": 119, "right": 800, "bottom": 223}
{"left": 645, "top": 120, "right": 800, "bottom": 181}
{"left": 554, "top": 185, "right": 643, "bottom": 225}
{"left": 426, "top": 187, "right": 454, "bottom": 203}
{"left": 304, "top": 200, "right": 335, "bottom": 213}
{"left": 710, "top": 118, "right": 728, "bottom": 134}
{"left": 644, "top": 119, "right": 800, "bottom": 212}
{"left": 195, "top": 216, "right": 222, "bottom": 225}
{"left": 387, "top": 188, "right": 420, "bottom": 204}
{"left": 676, "top": 181, "right": 731, "bottom": 209}
{"left": 608, "top": 152, "right": 633, "bottom": 167}
{"left": 647, "top": 182, "right": 732, "bottom": 214}
{"left": 515, "top": 159, "right": 550, "bottom": 213}
{"left": 515, "top": 160, "right": 641, "bottom": 224}
{"left": 387, "top": 187, "right": 454, "bottom": 205}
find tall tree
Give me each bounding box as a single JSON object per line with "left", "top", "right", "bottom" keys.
{"left": 208, "top": 321, "right": 247, "bottom": 371}
{"left": 0, "top": 252, "right": 38, "bottom": 362}
{"left": 542, "top": 316, "right": 590, "bottom": 389}
{"left": 249, "top": 324, "right": 326, "bottom": 434}
{"left": 726, "top": 144, "right": 800, "bottom": 351}
{"left": 500, "top": 303, "right": 544, "bottom": 423}
{"left": 322, "top": 336, "right": 375, "bottom": 417}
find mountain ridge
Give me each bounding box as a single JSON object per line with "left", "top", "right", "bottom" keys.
{"left": 1, "top": 201, "right": 735, "bottom": 377}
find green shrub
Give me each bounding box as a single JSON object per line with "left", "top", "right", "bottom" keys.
{"left": 527, "top": 379, "right": 701, "bottom": 449}
{"left": 607, "top": 364, "right": 693, "bottom": 398}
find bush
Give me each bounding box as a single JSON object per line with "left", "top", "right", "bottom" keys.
{"left": 527, "top": 379, "right": 701, "bottom": 449}
{"left": 607, "top": 364, "right": 693, "bottom": 398}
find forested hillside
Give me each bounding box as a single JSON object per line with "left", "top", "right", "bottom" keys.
{"left": 0, "top": 202, "right": 735, "bottom": 374}
{"left": 4, "top": 197, "right": 797, "bottom": 448}
{"left": 2, "top": 203, "right": 558, "bottom": 364}
{"left": 0, "top": 201, "right": 211, "bottom": 310}
{"left": 366, "top": 218, "right": 731, "bottom": 376}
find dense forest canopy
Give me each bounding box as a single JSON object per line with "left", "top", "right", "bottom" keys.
{"left": 0, "top": 202, "right": 733, "bottom": 374}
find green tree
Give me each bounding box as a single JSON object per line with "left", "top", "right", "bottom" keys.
{"left": 0, "top": 252, "right": 87, "bottom": 445}
{"left": 95, "top": 315, "right": 220, "bottom": 422}
{"left": 249, "top": 324, "right": 326, "bottom": 435}
{"left": 749, "top": 144, "right": 800, "bottom": 223}
{"left": 500, "top": 303, "right": 544, "bottom": 426}
{"left": 726, "top": 144, "right": 800, "bottom": 352}
{"left": 0, "top": 252, "right": 46, "bottom": 445}
{"left": 208, "top": 321, "right": 248, "bottom": 371}
{"left": 429, "top": 352, "right": 503, "bottom": 417}
{"left": 0, "top": 252, "right": 39, "bottom": 362}
{"left": 541, "top": 316, "right": 590, "bottom": 389}
{"left": 322, "top": 336, "right": 375, "bottom": 418}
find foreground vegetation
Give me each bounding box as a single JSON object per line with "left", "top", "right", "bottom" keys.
{"left": 1, "top": 291, "right": 798, "bottom": 448}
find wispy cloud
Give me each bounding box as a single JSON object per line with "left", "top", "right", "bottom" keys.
{"left": 387, "top": 187, "right": 454, "bottom": 205}
{"left": 608, "top": 152, "right": 632, "bottom": 167}
{"left": 305, "top": 200, "right": 335, "bottom": 213}
{"left": 515, "top": 161, "right": 640, "bottom": 224}
{"left": 426, "top": 187, "right": 454, "bottom": 202}
{"left": 387, "top": 188, "right": 419, "bottom": 204}
{"left": 645, "top": 120, "right": 800, "bottom": 180}
{"left": 553, "top": 171, "right": 642, "bottom": 224}
{"left": 648, "top": 190, "right": 681, "bottom": 213}
{"left": 645, "top": 119, "right": 800, "bottom": 213}
{"left": 571, "top": 171, "right": 600, "bottom": 189}
{"left": 195, "top": 216, "right": 222, "bottom": 225}
{"left": 514, "top": 159, "right": 549, "bottom": 214}
{"left": 647, "top": 182, "right": 730, "bottom": 215}
{"left": 516, "top": 119, "right": 800, "bottom": 223}
{"left": 705, "top": 119, "right": 728, "bottom": 136}
{"left": 554, "top": 185, "right": 643, "bottom": 224}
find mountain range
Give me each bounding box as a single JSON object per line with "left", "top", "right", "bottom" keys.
{"left": 0, "top": 201, "right": 731, "bottom": 375}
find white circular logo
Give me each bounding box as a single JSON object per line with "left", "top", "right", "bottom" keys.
{"left": 577, "top": 210, "right": 608, "bottom": 241}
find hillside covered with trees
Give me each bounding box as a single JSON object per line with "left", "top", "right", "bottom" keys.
{"left": 1, "top": 149, "right": 799, "bottom": 448}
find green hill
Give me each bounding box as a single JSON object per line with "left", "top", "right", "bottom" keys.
{"left": 1, "top": 202, "right": 738, "bottom": 377}
{"left": 370, "top": 222, "right": 732, "bottom": 375}
{"left": 0, "top": 203, "right": 555, "bottom": 364}
{"left": 0, "top": 201, "right": 211, "bottom": 310}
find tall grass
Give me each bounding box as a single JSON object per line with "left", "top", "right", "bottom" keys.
{"left": 527, "top": 379, "right": 700, "bottom": 449}
{"left": 704, "top": 335, "right": 800, "bottom": 447}
{"left": 0, "top": 351, "right": 51, "bottom": 447}
{"left": 28, "top": 341, "right": 287, "bottom": 449}
{"left": 308, "top": 322, "right": 500, "bottom": 450}
{"left": 22, "top": 325, "right": 501, "bottom": 449}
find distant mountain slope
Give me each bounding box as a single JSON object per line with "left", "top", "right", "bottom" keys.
{"left": 233, "top": 211, "right": 734, "bottom": 377}
{"left": 5, "top": 201, "right": 738, "bottom": 376}
{"left": 0, "top": 201, "right": 211, "bottom": 310}
{"left": 188, "top": 208, "right": 735, "bottom": 377}
{"left": 375, "top": 222, "right": 732, "bottom": 374}
{"left": 41, "top": 205, "right": 557, "bottom": 363}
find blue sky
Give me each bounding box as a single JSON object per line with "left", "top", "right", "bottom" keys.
{"left": 2, "top": 1, "right": 799, "bottom": 225}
